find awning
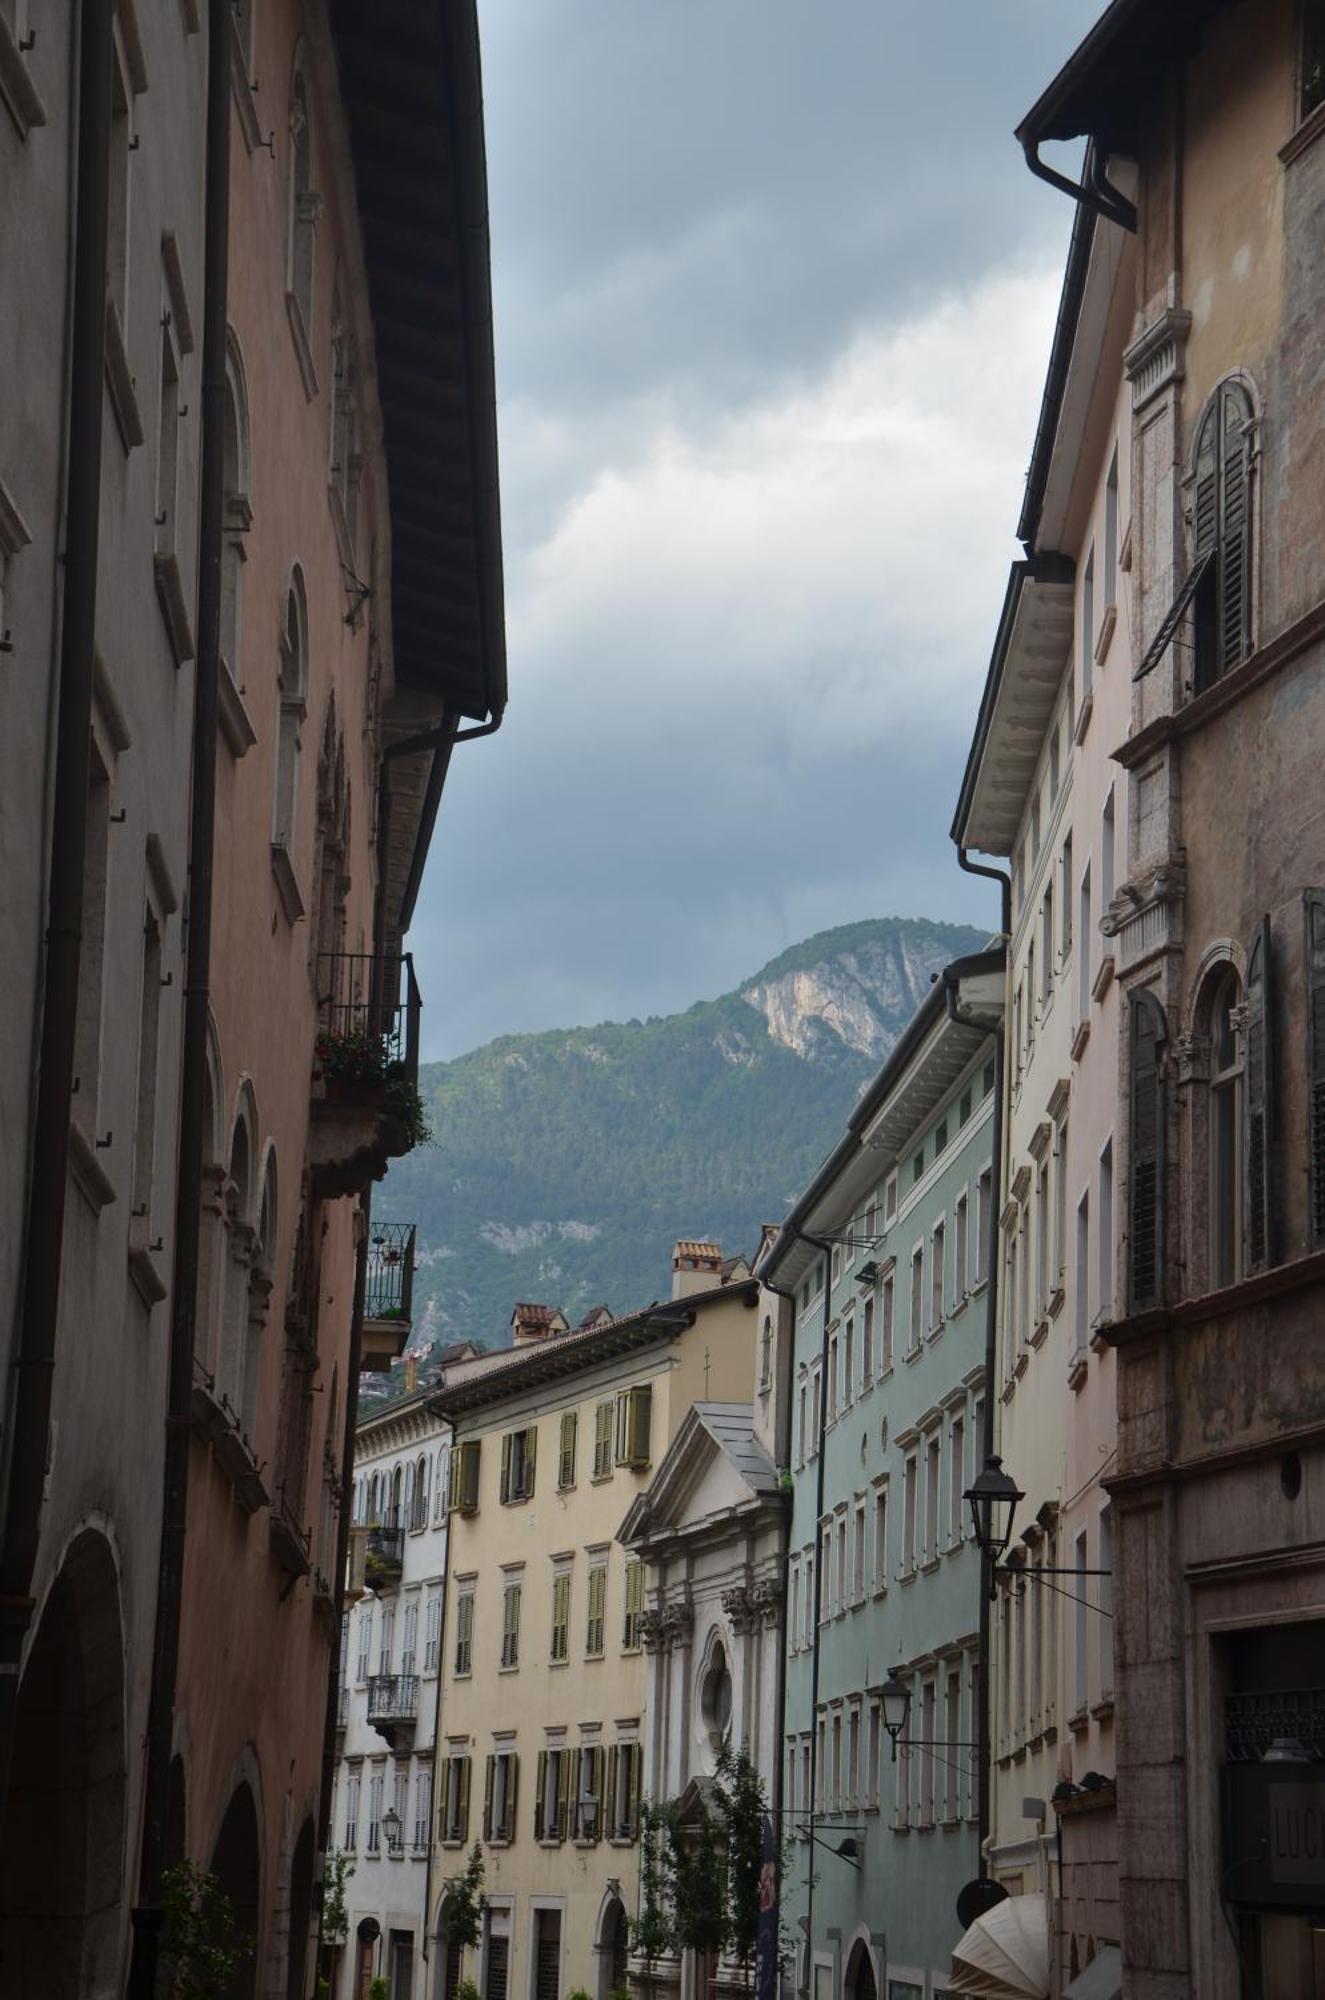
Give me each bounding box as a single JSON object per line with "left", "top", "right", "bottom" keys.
{"left": 948, "top": 1895, "right": 1050, "bottom": 1998}
{"left": 1063, "top": 1945, "right": 1122, "bottom": 2000}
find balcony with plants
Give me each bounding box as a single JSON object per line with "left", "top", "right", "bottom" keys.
{"left": 362, "top": 1222, "right": 417, "bottom": 1373}
{"left": 366, "top": 1670, "right": 419, "bottom": 1749}
{"left": 309, "top": 952, "right": 429, "bottom": 1197}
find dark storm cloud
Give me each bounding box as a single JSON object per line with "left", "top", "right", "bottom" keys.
{"left": 413, "top": 1, "right": 1102, "bottom": 1058}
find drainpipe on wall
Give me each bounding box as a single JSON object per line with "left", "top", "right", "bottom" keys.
{"left": 954, "top": 851, "right": 1012, "bottom": 1883}
{"left": 0, "top": 0, "right": 114, "bottom": 1823}
{"left": 794, "top": 1229, "right": 836, "bottom": 1990}
{"left": 126, "top": 0, "right": 230, "bottom": 1987}
{"left": 314, "top": 1190, "right": 371, "bottom": 1989}
{"left": 757, "top": 1273, "right": 797, "bottom": 1857}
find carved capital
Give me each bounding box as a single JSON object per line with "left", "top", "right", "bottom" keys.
{"left": 1174, "top": 1031, "right": 1211, "bottom": 1086}
{"left": 721, "top": 1586, "right": 756, "bottom": 1635}
{"left": 661, "top": 1602, "right": 694, "bottom": 1648}
{"left": 750, "top": 1578, "right": 782, "bottom": 1626}
{"left": 637, "top": 1608, "right": 665, "bottom": 1654}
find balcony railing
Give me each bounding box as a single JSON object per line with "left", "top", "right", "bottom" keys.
{"left": 366, "top": 1223, "right": 417, "bottom": 1324}
{"left": 367, "top": 1523, "right": 404, "bottom": 1577}
{"left": 336, "top": 1684, "right": 350, "bottom": 1729}
{"left": 314, "top": 950, "right": 420, "bottom": 1091}
{"left": 367, "top": 1672, "right": 419, "bottom": 1726}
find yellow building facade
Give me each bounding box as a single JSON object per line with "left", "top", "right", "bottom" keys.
{"left": 429, "top": 1250, "right": 759, "bottom": 2000}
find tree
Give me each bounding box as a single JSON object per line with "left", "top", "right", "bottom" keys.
{"left": 159, "top": 1860, "right": 253, "bottom": 2000}
{"left": 713, "top": 1741, "right": 767, "bottom": 1983}
{"left": 633, "top": 1800, "right": 675, "bottom": 1999}
{"left": 442, "top": 1842, "right": 487, "bottom": 1958}
{"left": 322, "top": 1851, "right": 353, "bottom": 1956}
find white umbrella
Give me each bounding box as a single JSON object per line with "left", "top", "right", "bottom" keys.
{"left": 947, "top": 1894, "right": 1050, "bottom": 1998}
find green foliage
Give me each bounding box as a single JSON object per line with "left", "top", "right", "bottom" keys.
{"left": 322, "top": 1851, "right": 353, "bottom": 1952}
{"left": 160, "top": 1860, "right": 253, "bottom": 2000}
{"left": 376, "top": 917, "right": 986, "bottom": 1354}
{"left": 567, "top": 1988, "right": 594, "bottom": 2000}
{"left": 368, "top": 1980, "right": 390, "bottom": 2000}
{"left": 633, "top": 1801, "right": 675, "bottom": 1972}
{"left": 316, "top": 1026, "right": 390, "bottom": 1085}
{"left": 669, "top": 1803, "right": 726, "bottom": 1956}
{"left": 455, "top": 1980, "right": 482, "bottom": 2000}
{"left": 714, "top": 1740, "right": 767, "bottom": 1973}
{"left": 442, "top": 1844, "right": 487, "bottom": 1955}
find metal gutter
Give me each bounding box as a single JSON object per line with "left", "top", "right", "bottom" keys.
{"left": 1016, "top": 194, "right": 1098, "bottom": 550}
{"left": 0, "top": 0, "right": 114, "bottom": 1823}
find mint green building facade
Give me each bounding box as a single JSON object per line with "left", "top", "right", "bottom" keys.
{"left": 768, "top": 956, "right": 1002, "bottom": 2000}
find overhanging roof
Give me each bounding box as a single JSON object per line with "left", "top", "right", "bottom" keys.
{"left": 1016, "top": 0, "right": 1238, "bottom": 153}
{"left": 951, "top": 557, "right": 1075, "bottom": 856}
{"left": 328, "top": 0, "right": 506, "bottom": 726}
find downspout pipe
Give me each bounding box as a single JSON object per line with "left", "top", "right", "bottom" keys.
{"left": 1019, "top": 135, "right": 1136, "bottom": 232}
{"left": 0, "top": 0, "right": 114, "bottom": 1818}
{"left": 127, "top": 0, "right": 230, "bottom": 1986}
{"left": 794, "top": 1227, "right": 835, "bottom": 1991}
{"left": 955, "top": 850, "right": 1011, "bottom": 1883}
{"left": 757, "top": 1272, "right": 797, "bottom": 1855}
{"left": 315, "top": 1190, "right": 371, "bottom": 1990}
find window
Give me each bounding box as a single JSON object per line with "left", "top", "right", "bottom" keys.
{"left": 909, "top": 1247, "right": 923, "bottom": 1353}
{"left": 424, "top": 1592, "right": 442, "bottom": 1675}
{"left": 329, "top": 288, "right": 360, "bottom": 558}
{"left": 585, "top": 1562, "right": 607, "bottom": 1656}
{"left": 550, "top": 1571, "right": 571, "bottom": 1664}
{"left": 1049, "top": 722, "right": 1060, "bottom": 802}
{"left": 902, "top": 1455, "right": 917, "bottom": 1573}
{"left": 935, "top": 1117, "right": 949, "bottom": 1156}
{"left": 1026, "top": 943, "right": 1036, "bottom": 1050}
{"left": 880, "top": 1268, "right": 895, "bottom": 1371}
{"left": 1304, "top": 0, "right": 1325, "bottom": 119}
{"left": 851, "top": 1499, "right": 866, "bottom": 1603}
{"left": 484, "top": 1750, "right": 518, "bottom": 1843}
{"left": 955, "top": 1192, "right": 968, "bottom": 1301}
{"left": 343, "top": 1770, "right": 360, "bottom": 1851}
{"left": 131, "top": 906, "right": 163, "bottom": 1243}
{"left": 401, "top": 1598, "right": 419, "bottom": 1676}
{"left": 1074, "top": 1531, "right": 1090, "bottom": 1713}
{"left": 861, "top": 1296, "right": 874, "bottom": 1384}
{"left": 615, "top": 1385, "right": 652, "bottom": 1468}
{"left": 820, "top": 1521, "right": 834, "bottom": 1620}
{"left": 500, "top": 1426, "right": 537, "bottom": 1505}
{"left": 1054, "top": 1120, "right": 1069, "bottom": 1288}
{"left": 831, "top": 1241, "right": 842, "bottom": 1287}
{"left": 976, "top": 1168, "right": 991, "bottom": 1285}
{"left": 1081, "top": 547, "right": 1095, "bottom": 705}
{"left": 835, "top": 1513, "right": 847, "bottom": 1612}
{"left": 912, "top": 1147, "right": 925, "bottom": 1187}
{"left": 804, "top": 1550, "right": 815, "bottom": 1646}
{"left": 843, "top": 1316, "right": 854, "bottom": 1405}
{"left": 1099, "top": 1139, "right": 1114, "bottom": 1323}
{"left": 535, "top": 1746, "right": 571, "bottom": 1843}
{"left": 107, "top": 31, "right": 132, "bottom": 335}
{"left": 1036, "top": 1164, "right": 1050, "bottom": 1321}
{"left": 1032, "top": 793, "right": 1042, "bottom": 866}
{"left": 367, "top": 1768, "right": 384, "bottom": 1853}
{"left": 440, "top": 1753, "right": 472, "bottom": 1844}
{"left": 789, "top": 1561, "right": 800, "bottom": 1652}
{"left": 448, "top": 1440, "right": 480, "bottom": 1516}
{"left": 1192, "top": 381, "right": 1254, "bottom": 690}
{"left": 1099, "top": 1506, "right": 1115, "bottom": 1693}
{"left": 273, "top": 575, "right": 308, "bottom": 860}
{"left": 558, "top": 1409, "right": 578, "bottom": 1490}
{"left": 919, "top": 1679, "right": 937, "bottom": 1826}
{"left": 830, "top": 1713, "right": 842, "bottom": 1813}
{"left": 872, "top": 1484, "right": 888, "bottom": 1592}
{"left": 287, "top": 54, "right": 317, "bottom": 345}
{"left": 574, "top": 1744, "right": 603, "bottom": 1842}
{"left": 797, "top": 1381, "right": 807, "bottom": 1466}
{"left": 884, "top": 1173, "right": 897, "bottom": 1220}
{"left": 377, "top": 1605, "right": 394, "bottom": 1678}
{"left": 1128, "top": 990, "right": 1168, "bottom": 1311}
{"left": 827, "top": 1331, "right": 839, "bottom": 1422}
{"left": 1075, "top": 1191, "right": 1090, "bottom": 1356}
{"left": 944, "top": 1667, "right": 962, "bottom": 1822}
{"left": 1077, "top": 863, "right": 1092, "bottom": 1027}
{"left": 593, "top": 1401, "right": 614, "bottom": 1480}
{"left": 1061, "top": 834, "right": 1073, "bottom": 957}
{"left": 1210, "top": 967, "right": 1245, "bottom": 1288}
{"left": 759, "top": 1315, "right": 773, "bottom": 1390}
{"left": 453, "top": 1590, "right": 474, "bottom": 1677}
{"left": 1018, "top": 1205, "right": 1030, "bottom": 1346}
{"left": 930, "top": 1220, "right": 945, "bottom": 1331}
{"left": 1104, "top": 446, "right": 1119, "bottom": 609}
{"left": 623, "top": 1559, "right": 644, "bottom": 1649}
{"left": 1040, "top": 886, "right": 1054, "bottom": 1003}
{"left": 866, "top": 1700, "right": 882, "bottom": 1810}
{"left": 925, "top": 1433, "right": 941, "bottom": 1563}
{"left": 810, "top": 1364, "right": 821, "bottom": 1451}
{"left": 356, "top": 1606, "right": 372, "bottom": 1684}
{"left": 610, "top": 1741, "right": 642, "bottom": 1840}
{"left": 949, "top": 1415, "right": 965, "bottom": 1549}
{"left": 1102, "top": 785, "right": 1116, "bottom": 915}
{"left": 154, "top": 310, "right": 183, "bottom": 574}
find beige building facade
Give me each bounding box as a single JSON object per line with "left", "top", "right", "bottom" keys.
{"left": 429, "top": 1251, "right": 758, "bottom": 2000}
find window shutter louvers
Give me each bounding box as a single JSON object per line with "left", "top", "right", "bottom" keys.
{"left": 630, "top": 1743, "right": 643, "bottom": 1837}
{"left": 556, "top": 1751, "right": 570, "bottom": 1841}
{"left": 525, "top": 1424, "right": 537, "bottom": 1497}
{"left": 438, "top": 1757, "right": 450, "bottom": 1840}
{"left": 559, "top": 1409, "right": 577, "bottom": 1488}
{"left": 507, "top": 1753, "right": 519, "bottom": 1841}
{"left": 534, "top": 1750, "right": 547, "bottom": 1840}
{"left": 1220, "top": 393, "right": 1252, "bottom": 672}
{"left": 500, "top": 1433, "right": 512, "bottom": 1505}
{"left": 1306, "top": 891, "right": 1325, "bottom": 1248}
{"left": 458, "top": 1756, "right": 471, "bottom": 1840}
{"left": 1128, "top": 990, "right": 1168, "bottom": 1312}
{"left": 606, "top": 1745, "right": 619, "bottom": 1838}
{"left": 483, "top": 1754, "right": 494, "bottom": 1840}
{"left": 1245, "top": 916, "right": 1275, "bottom": 1273}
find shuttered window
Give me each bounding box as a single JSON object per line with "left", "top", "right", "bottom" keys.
{"left": 550, "top": 1571, "right": 571, "bottom": 1664}
{"left": 606, "top": 1741, "right": 642, "bottom": 1840}
{"left": 499, "top": 1426, "right": 537, "bottom": 1505}
{"left": 1244, "top": 917, "right": 1275, "bottom": 1274}
{"left": 585, "top": 1563, "right": 607, "bottom": 1657}
{"left": 439, "top": 1754, "right": 471, "bottom": 1843}
{"left": 575, "top": 1745, "right": 603, "bottom": 1841}
{"left": 448, "top": 1440, "right": 480, "bottom": 1516}
{"left": 483, "top": 1751, "right": 518, "bottom": 1843}
{"left": 1308, "top": 892, "right": 1325, "bottom": 1249}
{"left": 622, "top": 1559, "right": 644, "bottom": 1650}
{"left": 534, "top": 1748, "right": 569, "bottom": 1843}
{"left": 558, "top": 1409, "right": 578, "bottom": 1490}
{"left": 500, "top": 1581, "right": 522, "bottom": 1669}
{"left": 615, "top": 1385, "right": 653, "bottom": 1469}
{"left": 1128, "top": 990, "right": 1168, "bottom": 1312}
{"left": 592, "top": 1401, "right": 614, "bottom": 1480}
{"left": 1135, "top": 380, "right": 1254, "bottom": 691}
{"left": 453, "top": 1590, "right": 474, "bottom": 1676}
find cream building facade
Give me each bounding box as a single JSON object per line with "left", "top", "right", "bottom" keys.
{"left": 429, "top": 1250, "right": 759, "bottom": 2000}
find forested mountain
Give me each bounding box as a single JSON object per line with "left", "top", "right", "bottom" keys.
{"left": 369, "top": 915, "right": 988, "bottom": 1391}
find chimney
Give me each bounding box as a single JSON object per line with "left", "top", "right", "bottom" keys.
{"left": 671, "top": 1240, "right": 724, "bottom": 1300}
{"left": 403, "top": 1353, "right": 418, "bottom": 1395}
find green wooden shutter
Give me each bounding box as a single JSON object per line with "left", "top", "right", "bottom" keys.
{"left": 483, "top": 1754, "right": 494, "bottom": 1841}
{"left": 534, "top": 1749, "right": 547, "bottom": 1840}
{"left": 438, "top": 1756, "right": 450, "bottom": 1840}
{"left": 507, "top": 1753, "right": 519, "bottom": 1841}
{"left": 1219, "top": 388, "right": 1252, "bottom": 672}
{"left": 556, "top": 1750, "right": 570, "bottom": 1841}
{"left": 524, "top": 1424, "right": 537, "bottom": 1498}
{"left": 500, "top": 1432, "right": 512, "bottom": 1505}
{"left": 559, "top": 1410, "right": 577, "bottom": 1489}
{"left": 1307, "top": 892, "right": 1325, "bottom": 1248}
{"left": 588, "top": 1746, "right": 602, "bottom": 1843}
{"left": 1128, "top": 989, "right": 1167, "bottom": 1311}
{"left": 458, "top": 1756, "right": 471, "bottom": 1840}
{"left": 605, "top": 1745, "right": 619, "bottom": 1839}
{"left": 630, "top": 1744, "right": 643, "bottom": 1837}
{"left": 1245, "top": 915, "right": 1275, "bottom": 1273}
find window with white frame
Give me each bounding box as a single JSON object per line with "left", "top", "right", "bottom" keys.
{"left": 789, "top": 1559, "right": 800, "bottom": 1653}
{"left": 920, "top": 1679, "right": 937, "bottom": 1826}
{"left": 1099, "top": 1138, "right": 1114, "bottom": 1322}
{"left": 827, "top": 1330, "right": 839, "bottom": 1423}
{"left": 1054, "top": 1119, "right": 1069, "bottom": 1286}
{"left": 902, "top": 1454, "right": 918, "bottom": 1573}
{"left": 797, "top": 1379, "right": 807, "bottom": 1466}
{"left": 884, "top": 1173, "right": 897, "bottom": 1220}
{"left": 414, "top": 1766, "right": 432, "bottom": 1851}
{"left": 976, "top": 1167, "right": 991, "bottom": 1285}
{"left": 377, "top": 1604, "right": 394, "bottom": 1677}
{"left": 909, "top": 1247, "right": 923, "bottom": 1353}
{"left": 1075, "top": 1190, "right": 1091, "bottom": 1356}
{"left": 343, "top": 1769, "right": 360, "bottom": 1851}
{"left": 401, "top": 1596, "right": 419, "bottom": 1676}
{"left": 810, "top": 1364, "right": 821, "bottom": 1452}
{"left": 861, "top": 1295, "right": 874, "bottom": 1384}
{"left": 925, "top": 1432, "right": 941, "bottom": 1563}
{"left": 835, "top": 1511, "right": 847, "bottom": 1612}
{"left": 872, "top": 1482, "right": 888, "bottom": 1593}
{"left": 1078, "top": 864, "right": 1092, "bottom": 1021}
{"left": 830, "top": 1711, "right": 842, "bottom": 1812}
{"left": 851, "top": 1498, "right": 866, "bottom": 1604}
{"left": 843, "top": 1314, "right": 854, "bottom": 1405}
{"left": 1036, "top": 1163, "right": 1050, "bottom": 1321}
{"left": 944, "top": 1667, "right": 962, "bottom": 1823}
{"left": 948, "top": 1413, "right": 965, "bottom": 1549}
{"left": 424, "top": 1591, "right": 442, "bottom": 1675}
{"left": 1102, "top": 784, "right": 1116, "bottom": 914}
{"left": 955, "top": 1191, "right": 968, "bottom": 1301}
{"left": 804, "top": 1548, "right": 816, "bottom": 1647}
{"left": 1081, "top": 546, "right": 1095, "bottom": 706}
{"left": 367, "top": 1767, "right": 384, "bottom": 1853}
{"left": 846, "top": 1703, "right": 861, "bottom": 1810}
{"left": 881, "top": 1268, "right": 895, "bottom": 1371}
{"left": 1061, "top": 833, "right": 1074, "bottom": 958}
{"left": 1041, "top": 885, "right": 1054, "bottom": 1007}
{"left": 931, "top": 1219, "right": 945, "bottom": 1331}
{"left": 356, "top": 1605, "right": 372, "bottom": 1683}
{"left": 820, "top": 1520, "right": 834, "bottom": 1620}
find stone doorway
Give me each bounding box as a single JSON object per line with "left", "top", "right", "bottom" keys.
{"left": 210, "top": 1781, "right": 262, "bottom": 1998}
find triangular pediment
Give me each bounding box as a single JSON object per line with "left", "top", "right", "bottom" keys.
{"left": 619, "top": 1402, "right": 777, "bottom": 1549}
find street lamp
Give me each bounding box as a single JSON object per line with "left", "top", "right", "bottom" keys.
{"left": 880, "top": 1666, "right": 910, "bottom": 1759}
{"left": 964, "top": 1456, "right": 1024, "bottom": 1572}
{"left": 381, "top": 1806, "right": 402, "bottom": 1853}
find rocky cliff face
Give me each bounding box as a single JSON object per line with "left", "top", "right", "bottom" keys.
{"left": 741, "top": 923, "right": 985, "bottom": 1064}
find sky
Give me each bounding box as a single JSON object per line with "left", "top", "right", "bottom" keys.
{"left": 413, "top": 1, "right": 1102, "bottom": 1060}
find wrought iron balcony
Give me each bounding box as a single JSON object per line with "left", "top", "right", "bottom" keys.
{"left": 309, "top": 952, "right": 423, "bottom": 1197}
{"left": 366, "top": 1671, "right": 419, "bottom": 1747}
{"left": 366, "top": 1522, "right": 405, "bottom": 1583}
{"left": 362, "top": 1222, "right": 417, "bottom": 1374}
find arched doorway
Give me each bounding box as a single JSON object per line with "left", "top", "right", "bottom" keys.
{"left": 287, "top": 1817, "right": 316, "bottom": 2000}
{"left": 0, "top": 1528, "right": 127, "bottom": 1997}
{"left": 844, "top": 1941, "right": 877, "bottom": 2000}
{"left": 211, "top": 1783, "right": 261, "bottom": 1999}
{"left": 434, "top": 1896, "right": 463, "bottom": 2000}
{"left": 597, "top": 1894, "right": 629, "bottom": 2000}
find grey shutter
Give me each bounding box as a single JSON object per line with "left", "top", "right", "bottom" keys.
{"left": 1219, "top": 388, "right": 1251, "bottom": 672}
{"left": 534, "top": 1749, "right": 547, "bottom": 1840}
{"left": 1128, "top": 989, "right": 1167, "bottom": 1312}
{"left": 1245, "top": 916, "right": 1275, "bottom": 1273}
{"left": 507, "top": 1753, "right": 519, "bottom": 1841}
{"left": 605, "top": 1745, "right": 619, "bottom": 1839}
{"left": 483, "top": 1754, "right": 494, "bottom": 1841}
{"left": 458, "top": 1756, "right": 471, "bottom": 1840}
{"left": 1307, "top": 891, "right": 1325, "bottom": 1248}
{"left": 500, "top": 1432, "right": 512, "bottom": 1505}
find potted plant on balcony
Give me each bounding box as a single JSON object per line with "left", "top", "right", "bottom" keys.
{"left": 314, "top": 1025, "right": 390, "bottom": 1102}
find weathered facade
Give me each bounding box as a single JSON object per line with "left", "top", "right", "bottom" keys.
{"left": 430, "top": 1254, "right": 759, "bottom": 2000}
{"left": 768, "top": 962, "right": 999, "bottom": 2000}
{"left": 1016, "top": 2, "right": 1325, "bottom": 1993}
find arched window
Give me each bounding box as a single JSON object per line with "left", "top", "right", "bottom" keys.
{"left": 329, "top": 280, "right": 360, "bottom": 562}
{"left": 1208, "top": 966, "right": 1245, "bottom": 1290}
{"left": 220, "top": 1109, "right": 254, "bottom": 1426}
{"left": 273, "top": 572, "right": 308, "bottom": 858}
{"left": 221, "top": 332, "right": 251, "bottom": 695}
{"left": 1191, "top": 379, "right": 1254, "bottom": 692}
{"left": 311, "top": 697, "right": 348, "bottom": 968}
{"left": 390, "top": 1463, "right": 403, "bottom": 1530}
{"left": 288, "top": 52, "right": 317, "bottom": 343}
{"left": 197, "top": 1017, "right": 226, "bottom": 1375}
{"left": 243, "top": 1149, "right": 278, "bottom": 1443}
{"left": 416, "top": 1453, "right": 430, "bottom": 1530}
{"left": 1127, "top": 990, "right": 1167, "bottom": 1313}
